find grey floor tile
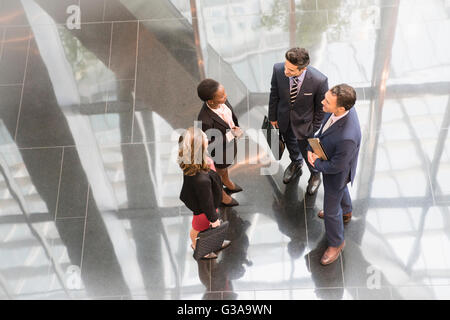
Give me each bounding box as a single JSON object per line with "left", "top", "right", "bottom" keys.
{"left": 0, "top": 27, "right": 30, "bottom": 84}
{"left": 0, "top": 0, "right": 29, "bottom": 26}
{"left": 110, "top": 21, "right": 138, "bottom": 80}
{"left": 55, "top": 147, "right": 88, "bottom": 219}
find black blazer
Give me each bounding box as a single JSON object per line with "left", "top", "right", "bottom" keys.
{"left": 269, "top": 63, "right": 328, "bottom": 139}
{"left": 179, "top": 170, "right": 222, "bottom": 222}
{"left": 198, "top": 100, "right": 239, "bottom": 169}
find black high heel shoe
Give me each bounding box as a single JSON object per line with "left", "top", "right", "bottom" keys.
{"left": 223, "top": 183, "right": 243, "bottom": 194}
{"left": 220, "top": 198, "right": 239, "bottom": 207}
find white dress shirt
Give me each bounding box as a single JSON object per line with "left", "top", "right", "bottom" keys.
{"left": 206, "top": 102, "right": 236, "bottom": 142}
{"left": 322, "top": 110, "right": 349, "bottom": 132}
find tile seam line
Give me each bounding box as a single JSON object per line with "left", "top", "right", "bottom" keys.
{"left": 13, "top": 32, "right": 31, "bottom": 142}
{"left": 0, "top": 28, "right": 6, "bottom": 63}
{"left": 53, "top": 146, "right": 65, "bottom": 221}
{"left": 0, "top": 79, "right": 133, "bottom": 86}
{"left": 102, "top": 0, "right": 107, "bottom": 22}
{"left": 79, "top": 185, "right": 90, "bottom": 273}
{"left": 130, "top": 21, "right": 139, "bottom": 142}
{"left": 14, "top": 140, "right": 180, "bottom": 150}
{"left": 55, "top": 216, "right": 86, "bottom": 221}
{"left": 1, "top": 18, "right": 196, "bottom": 29}
{"left": 106, "top": 21, "right": 114, "bottom": 113}
{"left": 303, "top": 191, "right": 311, "bottom": 273}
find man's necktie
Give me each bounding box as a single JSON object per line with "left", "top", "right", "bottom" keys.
{"left": 290, "top": 77, "right": 299, "bottom": 106}
{"left": 322, "top": 117, "right": 334, "bottom": 132}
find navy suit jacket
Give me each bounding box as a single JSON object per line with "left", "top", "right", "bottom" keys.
{"left": 312, "top": 108, "right": 361, "bottom": 193}
{"left": 268, "top": 63, "right": 328, "bottom": 139}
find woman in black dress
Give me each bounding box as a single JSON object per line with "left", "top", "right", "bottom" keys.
{"left": 197, "top": 79, "right": 243, "bottom": 207}
{"left": 178, "top": 127, "right": 222, "bottom": 257}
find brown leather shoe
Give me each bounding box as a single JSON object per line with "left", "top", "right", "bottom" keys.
{"left": 320, "top": 241, "right": 345, "bottom": 265}
{"left": 343, "top": 212, "right": 352, "bottom": 224}
{"left": 317, "top": 210, "right": 352, "bottom": 224}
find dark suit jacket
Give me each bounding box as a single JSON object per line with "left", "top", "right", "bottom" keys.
{"left": 269, "top": 63, "right": 328, "bottom": 139}
{"left": 198, "top": 100, "right": 239, "bottom": 169}
{"left": 179, "top": 170, "right": 222, "bottom": 222}
{"left": 312, "top": 108, "right": 361, "bottom": 193}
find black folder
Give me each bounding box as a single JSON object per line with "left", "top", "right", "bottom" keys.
{"left": 193, "top": 221, "right": 229, "bottom": 260}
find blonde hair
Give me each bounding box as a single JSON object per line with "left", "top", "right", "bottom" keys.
{"left": 178, "top": 127, "right": 210, "bottom": 176}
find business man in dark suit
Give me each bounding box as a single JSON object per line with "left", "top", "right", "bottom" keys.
{"left": 308, "top": 84, "right": 361, "bottom": 265}
{"left": 269, "top": 47, "right": 328, "bottom": 194}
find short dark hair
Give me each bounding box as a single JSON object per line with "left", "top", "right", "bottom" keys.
{"left": 285, "top": 47, "right": 310, "bottom": 70}
{"left": 330, "top": 84, "right": 357, "bottom": 110}
{"left": 197, "top": 78, "right": 220, "bottom": 101}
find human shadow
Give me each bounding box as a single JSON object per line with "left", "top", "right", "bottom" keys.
{"left": 196, "top": 207, "right": 252, "bottom": 300}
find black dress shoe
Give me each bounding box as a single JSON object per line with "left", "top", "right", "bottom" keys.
{"left": 220, "top": 198, "right": 239, "bottom": 207}
{"left": 283, "top": 161, "right": 303, "bottom": 184}
{"left": 306, "top": 173, "right": 321, "bottom": 195}
{"left": 224, "top": 184, "right": 243, "bottom": 194}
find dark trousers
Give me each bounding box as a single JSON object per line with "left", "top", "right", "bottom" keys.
{"left": 282, "top": 122, "right": 318, "bottom": 174}
{"left": 323, "top": 184, "right": 352, "bottom": 247}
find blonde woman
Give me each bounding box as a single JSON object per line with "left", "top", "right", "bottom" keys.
{"left": 178, "top": 127, "right": 226, "bottom": 259}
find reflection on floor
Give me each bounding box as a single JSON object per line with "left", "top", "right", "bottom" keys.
{"left": 0, "top": 0, "right": 449, "bottom": 300}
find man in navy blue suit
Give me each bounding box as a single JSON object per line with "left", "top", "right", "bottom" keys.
{"left": 269, "top": 48, "right": 328, "bottom": 193}
{"left": 307, "top": 84, "right": 361, "bottom": 265}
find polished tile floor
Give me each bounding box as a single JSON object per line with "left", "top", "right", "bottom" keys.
{"left": 0, "top": 0, "right": 449, "bottom": 300}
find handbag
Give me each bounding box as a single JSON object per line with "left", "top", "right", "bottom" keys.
{"left": 193, "top": 221, "right": 229, "bottom": 260}
{"left": 262, "top": 116, "right": 285, "bottom": 160}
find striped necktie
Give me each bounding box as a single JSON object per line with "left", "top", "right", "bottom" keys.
{"left": 290, "top": 77, "right": 299, "bottom": 106}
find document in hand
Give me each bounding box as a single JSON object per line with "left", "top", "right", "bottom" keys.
{"left": 307, "top": 138, "right": 328, "bottom": 160}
